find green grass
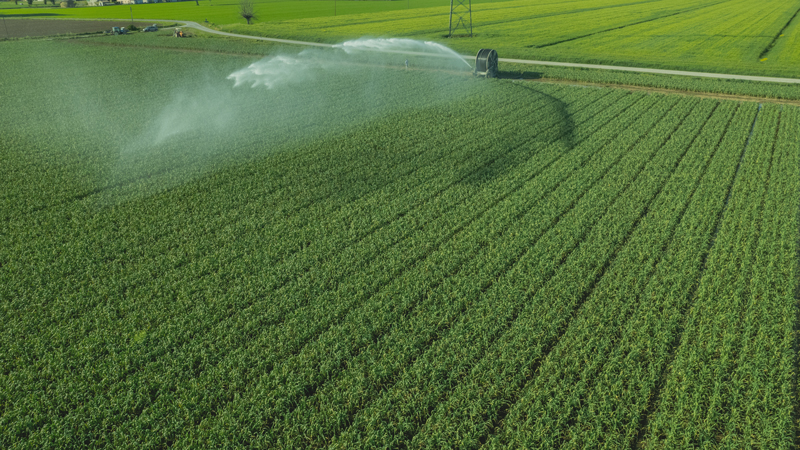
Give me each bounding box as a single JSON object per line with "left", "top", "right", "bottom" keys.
{"left": 0, "top": 0, "right": 510, "bottom": 25}
{"left": 216, "top": 0, "right": 800, "bottom": 78}
{"left": 2, "top": 33, "right": 800, "bottom": 449}
{"left": 5, "top": 0, "right": 800, "bottom": 77}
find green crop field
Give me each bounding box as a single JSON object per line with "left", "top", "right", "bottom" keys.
{"left": 217, "top": 0, "right": 800, "bottom": 78}
{"left": 2, "top": 30, "right": 800, "bottom": 449}
{"left": 0, "top": 0, "right": 507, "bottom": 28}
{"left": 6, "top": 0, "right": 800, "bottom": 78}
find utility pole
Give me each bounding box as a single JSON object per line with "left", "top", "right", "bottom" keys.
{"left": 449, "top": 0, "right": 472, "bottom": 37}
{"left": 2, "top": 16, "right": 9, "bottom": 40}
{"left": 130, "top": 6, "right": 133, "bottom": 27}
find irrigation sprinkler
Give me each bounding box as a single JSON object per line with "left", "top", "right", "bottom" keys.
{"left": 474, "top": 49, "right": 498, "bottom": 78}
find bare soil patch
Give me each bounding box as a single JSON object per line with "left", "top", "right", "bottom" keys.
{"left": 0, "top": 18, "right": 156, "bottom": 38}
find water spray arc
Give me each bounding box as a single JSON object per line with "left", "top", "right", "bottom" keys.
{"left": 449, "top": 0, "right": 472, "bottom": 37}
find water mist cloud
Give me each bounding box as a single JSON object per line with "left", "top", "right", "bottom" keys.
{"left": 227, "top": 38, "right": 473, "bottom": 90}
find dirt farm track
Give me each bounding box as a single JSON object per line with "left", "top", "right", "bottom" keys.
{"left": 0, "top": 18, "right": 156, "bottom": 38}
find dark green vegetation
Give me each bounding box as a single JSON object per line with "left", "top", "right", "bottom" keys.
{"left": 2, "top": 35, "right": 800, "bottom": 449}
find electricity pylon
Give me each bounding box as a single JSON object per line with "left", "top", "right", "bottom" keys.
{"left": 449, "top": 0, "right": 472, "bottom": 37}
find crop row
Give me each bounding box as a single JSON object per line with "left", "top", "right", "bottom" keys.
{"left": 644, "top": 104, "right": 798, "bottom": 448}
{"left": 1, "top": 81, "right": 614, "bottom": 446}
{"left": 487, "top": 100, "right": 755, "bottom": 448}
{"left": 1, "top": 82, "right": 577, "bottom": 445}
{"left": 395, "top": 95, "right": 714, "bottom": 450}
{"left": 185, "top": 90, "right": 675, "bottom": 449}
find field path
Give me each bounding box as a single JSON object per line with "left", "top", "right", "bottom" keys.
{"left": 177, "top": 21, "right": 800, "bottom": 85}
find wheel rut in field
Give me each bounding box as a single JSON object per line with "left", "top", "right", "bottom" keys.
{"left": 758, "top": 6, "right": 800, "bottom": 60}
{"left": 528, "top": 0, "right": 730, "bottom": 49}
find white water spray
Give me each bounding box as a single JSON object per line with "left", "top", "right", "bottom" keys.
{"left": 227, "top": 37, "right": 472, "bottom": 89}
{"left": 333, "top": 38, "right": 472, "bottom": 68}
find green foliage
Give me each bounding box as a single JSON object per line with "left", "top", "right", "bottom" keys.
{"left": 1, "top": 33, "right": 799, "bottom": 450}
{"left": 5, "top": 0, "right": 800, "bottom": 78}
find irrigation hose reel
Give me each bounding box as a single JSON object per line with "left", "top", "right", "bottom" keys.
{"left": 475, "top": 49, "right": 499, "bottom": 78}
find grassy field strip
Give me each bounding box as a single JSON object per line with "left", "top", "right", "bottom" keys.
{"left": 100, "top": 87, "right": 631, "bottom": 448}
{"left": 1, "top": 84, "right": 570, "bottom": 444}
{"left": 643, "top": 105, "right": 794, "bottom": 448}
{"left": 213, "top": 94, "right": 675, "bottom": 448}
{"left": 761, "top": 6, "right": 800, "bottom": 59}
{"left": 0, "top": 77, "right": 505, "bottom": 367}
{"left": 766, "top": 7, "right": 800, "bottom": 66}
{"left": 0, "top": 85, "right": 608, "bottom": 446}
{"left": 476, "top": 101, "right": 742, "bottom": 448}
{"left": 160, "top": 94, "right": 667, "bottom": 448}
{"left": 719, "top": 106, "right": 798, "bottom": 447}
{"left": 647, "top": 106, "right": 780, "bottom": 447}
{"left": 368, "top": 96, "right": 708, "bottom": 450}
{"left": 215, "top": 0, "right": 800, "bottom": 78}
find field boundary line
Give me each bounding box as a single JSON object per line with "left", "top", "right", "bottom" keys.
{"left": 759, "top": 6, "right": 800, "bottom": 60}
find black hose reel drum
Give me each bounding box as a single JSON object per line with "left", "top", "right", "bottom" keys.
{"left": 475, "top": 49, "right": 498, "bottom": 78}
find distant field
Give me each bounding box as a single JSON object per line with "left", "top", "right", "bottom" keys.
{"left": 0, "top": 18, "right": 157, "bottom": 37}
{"left": 0, "top": 0, "right": 508, "bottom": 26}
{"left": 219, "top": 0, "right": 800, "bottom": 78}
{"left": 4, "top": 0, "right": 800, "bottom": 77}
{"left": 2, "top": 34, "right": 800, "bottom": 449}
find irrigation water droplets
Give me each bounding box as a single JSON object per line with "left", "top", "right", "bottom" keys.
{"left": 333, "top": 38, "right": 472, "bottom": 68}
{"left": 113, "top": 37, "right": 478, "bottom": 201}
{"left": 227, "top": 37, "right": 472, "bottom": 89}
